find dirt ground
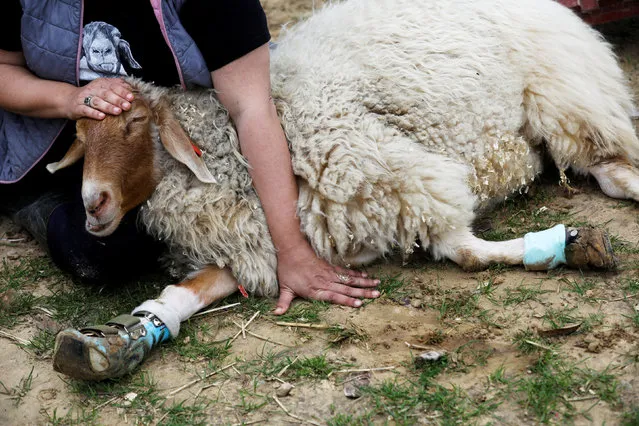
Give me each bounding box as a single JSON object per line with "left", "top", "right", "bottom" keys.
{"left": 1, "top": 1, "right": 639, "bottom": 425}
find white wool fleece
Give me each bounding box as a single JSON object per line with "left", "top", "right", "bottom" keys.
{"left": 136, "top": 0, "right": 639, "bottom": 297}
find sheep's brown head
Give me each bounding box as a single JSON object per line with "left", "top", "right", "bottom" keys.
{"left": 46, "top": 94, "right": 216, "bottom": 237}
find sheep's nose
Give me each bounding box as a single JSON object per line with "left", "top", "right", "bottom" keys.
{"left": 84, "top": 190, "right": 111, "bottom": 218}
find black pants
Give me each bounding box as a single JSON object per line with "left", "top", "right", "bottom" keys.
{"left": 1, "top": 129, "right": 164, "bottom": 283}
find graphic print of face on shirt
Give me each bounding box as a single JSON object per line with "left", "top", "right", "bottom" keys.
{"left": 80, "top": 21, "right": 141, "bottom": 81}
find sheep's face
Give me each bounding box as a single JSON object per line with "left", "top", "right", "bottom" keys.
{"left": 46, "top": 94, "right": 217, "bottom": 237}
{"left": 78, "top": 99, "right": 159, "bottom": 236}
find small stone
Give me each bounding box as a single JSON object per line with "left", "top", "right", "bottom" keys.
{"left": 276, "top": 382, "right": 294, "bottom": 397}
{"left": 587, "top": 340, "right": 601, "bottom": 353}
{"left": 344, "top": 372, "right": 371, "bottom": 399}
{"left": 414, "top": 351, "right": 446, "bottom": 368}
{"left": 410, "top": 299, "right": 422, "bottom": 308}
{"left": 124, "top": 392, "right": 138, "bottom": 402}
{"left": 344, "top": 382, "right": 362, "bottom": 399}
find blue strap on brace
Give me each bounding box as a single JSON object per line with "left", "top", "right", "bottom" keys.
{"left": 523, "top": 224, "right": 567, "bottom": 270}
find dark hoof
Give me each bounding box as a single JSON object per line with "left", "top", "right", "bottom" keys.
{"left": 52, "top": 314, "right": 168, "bottom": 381}
{"left": 564, "top": 227, "right": 617, "bottom": 270}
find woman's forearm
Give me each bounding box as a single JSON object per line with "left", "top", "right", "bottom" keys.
{"left": 0, "top": 62, "right": 75, "bottom": 119}
{"left": 233, "top": 103, "right": 308, "bottom": 253}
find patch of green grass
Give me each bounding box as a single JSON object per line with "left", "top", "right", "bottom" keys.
{"left": 327, "top": 323, "right": 369, "bottom": 346}
{"left": 237, "top": 350, "right": 344, "bottom": 383}
{"left": 44, "top": 407, "right": 99, "bottom": 426}
{"left": 512, "top": 329, "right": 555, "bottom": 355}
{"left": 560, "top": 277, "right": 598, "bottom": 300}
{"left": 580, "top": 313, "right": 605, "bottom": 333}
{"left": 0, "top": 366, "right": 34, "bottom": 406}
{"left": 501, "top": 284, "right": 550, "bottom": 306}
{"left": 376, "top": 273, "right": 409, "bottom": 301}
{"left": 235, "top": 389, "right": 269, "bottom": 414}
{"left": 158, "top": 400, "right": 209, "bottom": 426}
{"left": 621, "top": 406, "right": 639, "bottom": 426}
{"left": 478, "top": 187, "right": 586, "bottom": 242}
{"left": 0, "top": 257, "right": 64, "bottom": 327}
{"left": 363, "top": 375, "right": 499, "bottom": 425}
{"left": 610, "top": 234, "right": 639, "bottom": 254}
{"left": 24, "top": 329, "right": 56, "bottom": 358}
{"left": 623, "top": 278, "right": 639, "bottom": 294}
{"left": 68, "top": 370, "right": 164, "bottom": 423}
{"left": 623, "top": 303, "right": 639, "bottom": 329}
{"left": 489, "top": 365, "right": 512, "bottom": 386}
{"left": 287, "top": 354, "right": 336, "bottom": 380}
{"left": 437, "top": 291, "right": 478, "bottom": 320}
{"left": 475, "top": 276, "right": 499, "bottom": 298}
{"left": 327, "top": 412, "right": 374, "bottom": 426}
{"left": 40, "top": 277, "right": 167, "bottom": 328}
{"left": 542, "top": 306, "right": 580, "bottom": 329}
{"left": 516, "top": 352, "right": 619, "bottom": 423}
{"left": 452, "top": 341, "right": 493, "bottom": 372}
{"left": 276, "top": 300, "right": 329, "bottom": 323}
{"left": 237, "top": 348, "right": 295, "bottom": 379}
{"left": 476, "top": 309, "right": 506, "bottom": 329}
{"left": 167, "top": 322, "right": 231, "bottom": 361}
{"left": 414, "top": 352, "right": 449, "bottom": 379}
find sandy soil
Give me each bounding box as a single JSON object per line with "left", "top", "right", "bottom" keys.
{"left": 1, "top": 1, "right": 639, "bottom": 425}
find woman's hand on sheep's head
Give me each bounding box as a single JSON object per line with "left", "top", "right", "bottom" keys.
{"left": 65, "top": 77, "right": 134, "bottom": 120}
{"left": 273, "top": 242, "right": 381, "bottom": 315}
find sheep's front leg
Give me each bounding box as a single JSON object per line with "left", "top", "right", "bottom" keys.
{"left": 433, "top": 226, "right": 616, "bottom": 272}
{"left": 53, "top": 266, "right": 238, "bottom": 381}
{"left": 132, "top": 266, "right": 239, "bottom": 337}
{"left": 589, "top": 158, "right": 639, "bottom": 202}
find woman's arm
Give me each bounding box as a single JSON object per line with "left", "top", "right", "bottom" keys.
{"left": 0, "top": 49, "right": 134, "bottom": 120}
{"left": 212, "top": 43, "right": 380, "bottom": 314}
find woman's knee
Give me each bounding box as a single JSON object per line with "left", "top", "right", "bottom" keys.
{"left": 47, "top": 201, "right": 164, "bottom": 282}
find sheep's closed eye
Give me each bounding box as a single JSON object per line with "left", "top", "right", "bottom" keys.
{"left": 124, "top": 116, "right": 148, "bottom": 135}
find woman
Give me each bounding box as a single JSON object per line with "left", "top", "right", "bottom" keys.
{"left": 0, "top": 0, "right": 379, "bottom": 379}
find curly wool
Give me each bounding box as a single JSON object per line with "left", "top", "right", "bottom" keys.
{"left": 139, "top": 0, "right": 639, "bottom": 296}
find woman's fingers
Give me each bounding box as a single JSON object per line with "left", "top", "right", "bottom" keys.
{"left": 79, "top": 104, "right": 105, "bottom": 120}
{"left": 313, "top": 283, "right": 379, "bottom": 307}
{"left": 88, "top": 95, "right": 123, "bottom": 115}
{"left": 334, "top": 265, "right": 369, "bottom": 278}
{"left": 74, "top": 78, "right": 134, "bottom": 119}
{"left": 333, "top": 267, "right": 380, "bottom": 287}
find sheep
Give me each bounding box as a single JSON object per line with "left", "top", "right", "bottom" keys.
{"left": 48, "top": 0, "right": 638, "bottom": 379}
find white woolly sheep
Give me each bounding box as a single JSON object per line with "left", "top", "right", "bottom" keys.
{"left": 48, "top": 0, "right": 638, "bottom": 347}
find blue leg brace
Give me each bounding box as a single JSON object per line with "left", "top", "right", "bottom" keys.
{"left": 523, "top": 224, "right": 567, "bottom": 271}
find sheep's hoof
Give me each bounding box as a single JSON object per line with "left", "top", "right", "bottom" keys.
{"left": 52, "top": 313, "right": 169, "bottom": 381}
{"left": 564, "top": 227, "right": 617, "bottom": 270}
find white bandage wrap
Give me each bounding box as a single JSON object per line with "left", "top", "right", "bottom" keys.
{"left": 131, "top": 285, "right": 203, "bottom": 338}
{"left": 523, "top": 224, "right": 567, "bottom": 271}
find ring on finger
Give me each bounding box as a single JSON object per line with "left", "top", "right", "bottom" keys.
{"left": 336, "top": 273, "right": 350, "bottom": 283}
{"left": 83, "top": 95, "right": 94, "bottom": 107}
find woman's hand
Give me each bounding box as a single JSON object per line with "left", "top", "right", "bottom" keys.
{"left": 274, "top": 240, "right": 380, "bottom": 315}
{"left": 63, "top": 77, "right": 134, "bottom": 120}
{"left": 212, "top": 44, "right": 380, "bottom": 314}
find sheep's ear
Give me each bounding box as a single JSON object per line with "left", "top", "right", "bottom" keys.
{"left": 155, "top": 100, "right": 217, "bottom": 184}
{"left": 46, "top": 138, "right": 85, "bottom": 173}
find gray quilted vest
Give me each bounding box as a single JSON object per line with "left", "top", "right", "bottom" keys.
{"left": 0, "top": 0, "right": 212, "bottom": 183}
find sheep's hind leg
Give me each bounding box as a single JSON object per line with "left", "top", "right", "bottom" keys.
{"left": 434, "top": 226, "right": 616, "bottom": 272}
{"left": 588, "top": 158, "right": 639, "bottom": 202}
{"left": 52, "top": 266, "right": 238, "bottom": 381}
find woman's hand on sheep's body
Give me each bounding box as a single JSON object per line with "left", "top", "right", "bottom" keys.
{"left": 211, "top": 44, "right": 380, "bottom": 314}
{"left": 63, "top": 77, "right": 134, "bottom": 120}
{"left": 274, "top": 242, "right": 381, "bottom": 315}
